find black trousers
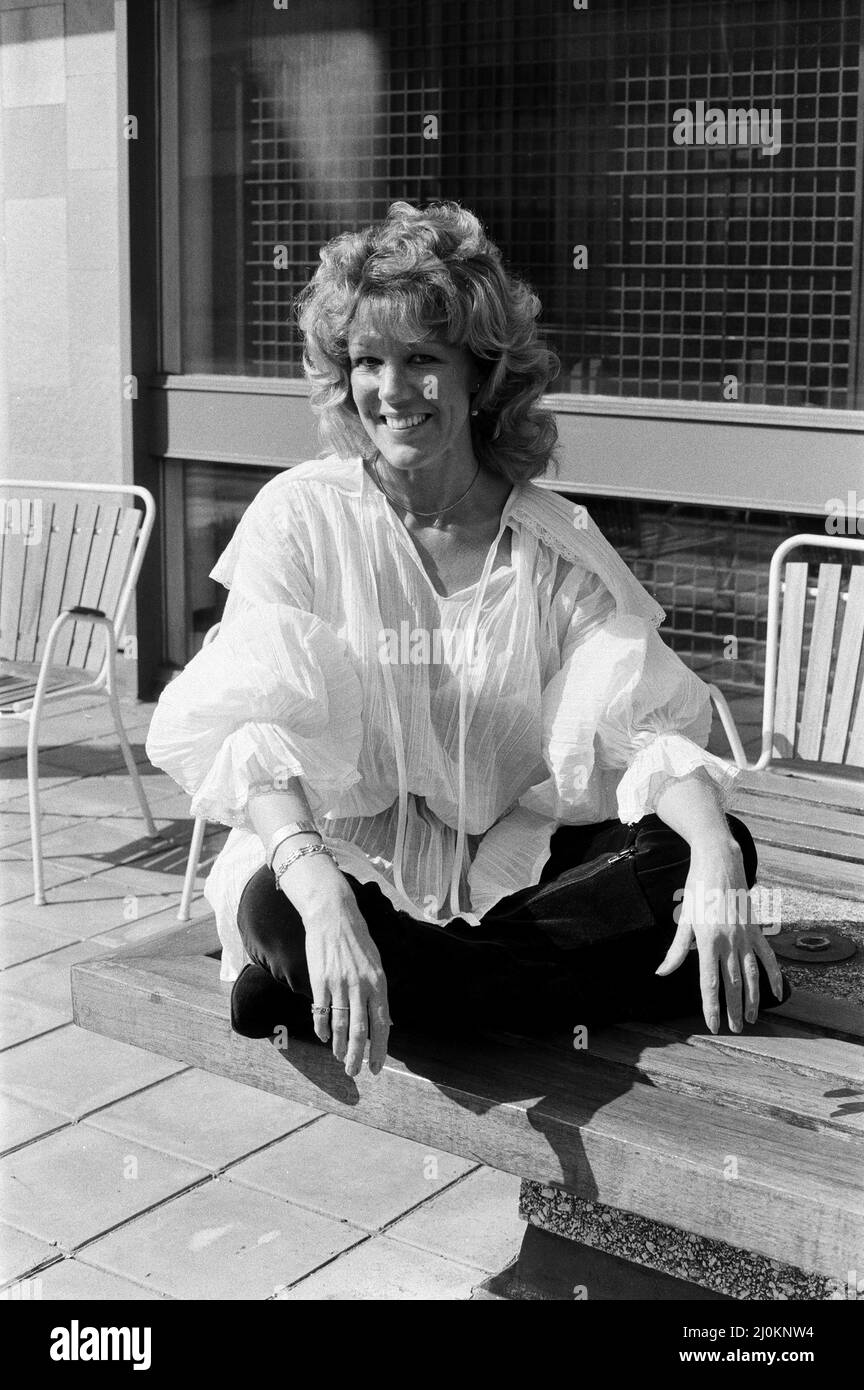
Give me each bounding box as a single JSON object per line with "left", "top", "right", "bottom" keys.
{"left": 232, "top": 813, "right": 789, "bottom": 1039}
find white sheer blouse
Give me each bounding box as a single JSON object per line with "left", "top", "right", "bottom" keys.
{"left": 146, "top": 456, "right": 738, "bottom": 981}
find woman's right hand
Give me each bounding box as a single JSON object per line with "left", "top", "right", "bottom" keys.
{"left": 279, "top": 855, "right": 391, "bottom": 1078}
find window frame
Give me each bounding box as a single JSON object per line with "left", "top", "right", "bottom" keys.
{"left": 151, "top": 0, "right": 864, "bottom": 517}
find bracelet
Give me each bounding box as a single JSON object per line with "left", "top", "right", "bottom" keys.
{"left": 266, "top": 821, "right": 320, "bottom": 868}
{"left": 273, "top": 842, "right": 338, "bottom": 885}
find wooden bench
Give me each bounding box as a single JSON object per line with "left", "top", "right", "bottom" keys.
{"left": 728, "top": 766, "right": 864, "bottom": 899}
{"left": 70, "top": 916, "right": 864, "bottom": 1300}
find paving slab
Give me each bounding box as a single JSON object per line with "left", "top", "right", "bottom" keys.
{"left": 0, "top": 707, "right": 137, "bottom": 755}
{"left": 0, "top": 1095, "right": 67, "bottom": 1154}
{"left": 88, "top": 898, "right": 214, "bottom": 953}
{"left": 0, "top": 940, "right": 111, "bottom": 1020}
{"left": 0, "top": 1126, "right": 203, "bottom": 1249}
{"left": 81, "top": 1177, "right": 365, "bottom": 1300}
{"left": 0, "top": 873, "right": 170, "bottom": 937}
{"left": 276, "top": 1233, "right": 486, "bottom": 1300}
{"left": 35, "top": 817, "right": 223, "bottom": 882}
{"left": 0, "top": 810, "right": 80, "bottom": 851}
{"left": 386, "top": 1167, "right": 524, "bottom": 1273}
{"left": 5, "top": 773, "right": 167, "bottom": 820}
{"left": 0, "top": 856, "right": 82, "bottom": 906}
{"left": 0, "top": 992, "right": 68, "bottom": 1049}
{"left": 0, "top": 843, "right": 35, "bottom": 865}
{"left": 38, "top": 738, "right": 152, "bottom": 776}
{"left": 0, "top": 917, "right": 84, "bottom": 968}
{"left": 88, "top": 860, "right": 206, "bottom": 898}
{"left": 133, "top": 789, "right": 194, "bottom": 822}
{"left": 0, "top": 756, "right": 79, "bottom": 800}
{"left": 0, "top": 1024, "right": 186, "bottom": 1120}
{"left": 227, "top": 1114, "right": 476, "bottom": 1231}
{"left": 0, "top": 1222, "right": 59, "bottom": 1285}
{"left": 22, "top": 814, "right": 179, "bottom": 869}
{"left": 25, "top": 1257, "right": 171, "bottom": 1301}
{"left": 84, "top": 1070, "right": 323, "bottom": 1171}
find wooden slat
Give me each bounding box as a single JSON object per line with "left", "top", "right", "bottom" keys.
{"left": 68, "top": 504, "right": 121, "bottom": 670}
{"left": 70, "top": 923, "right": 864, "bottom": 1282}
{"left": 772, "top": 562, "right": 808, "bottom": 758}
{"left": 81, "top": 507, "right": 139, "bottom": 673}
{"left": 582, "top": 1024, "right": 864, "bottom": 1139}
{"left": 730, "top": 788, "right": 862, "bottom": 836}
{"left": 0, "top": 525, "right": 26, "bottom": 662}
{"left": 823, "top": 568, "right": 864, "bottom": 762}
{"left": 675, "top": 1021, "right": 864, "bottom": 1087}
{"left": 616, "top": 1014, "right": 864, "bottom": 1087}
{"left": 754, "top": 843, "right": 864, "bottom": 897}
{"left": 797, "top": 564, "right": 841, "bottom": 760}
{"left": 52, "top": 502, "right": 98, "bottom": 667}
{"left": 739, "top": 810, "right": 864, "bottom": 862}
{"left": 33, "top": 500, "right": 76, "bottom": 665}
{"left": 95, "top": 507, "right": 139, "bottom": 625}
{"left": 734, "top": 766, "right": 864, "bottom": 812}
{"left": 14, "top": 499, "right": 54, "bottom": 663}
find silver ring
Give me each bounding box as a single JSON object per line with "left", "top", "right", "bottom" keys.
{"left": 330, "top": 1005, "right": 350, "bottom": 1013}
{"left": 310, "top": 1005, "right": 330, "bottom": 1017}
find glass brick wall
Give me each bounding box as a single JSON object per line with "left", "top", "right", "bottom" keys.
{"left": 571, "top": 494, "right": 853, "bottom": 690}
{"left": 180, "top": 0, "right": 862, "bottom": 408}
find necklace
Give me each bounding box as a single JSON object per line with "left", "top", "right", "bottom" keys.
{"left": 372, "top": 454, "right": 481, "bottom": 520}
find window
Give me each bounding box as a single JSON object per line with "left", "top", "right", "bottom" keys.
{"left": 176, "top": 0, "right": 863, "bottom": 407}
{"left": 184, "top": 461, "right": 277, "bottom": 653}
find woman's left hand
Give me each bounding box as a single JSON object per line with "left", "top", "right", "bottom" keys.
{"left": 654, "top": 838, "right": 785, "bottom": 1033}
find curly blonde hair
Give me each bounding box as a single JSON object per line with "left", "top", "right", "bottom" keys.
{"left": 295, "top": 200, "right": 560, "bottom": 482}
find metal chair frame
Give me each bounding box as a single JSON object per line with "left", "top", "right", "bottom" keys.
{"left": 1, "top": 480, "right": 158, "bottom": 903}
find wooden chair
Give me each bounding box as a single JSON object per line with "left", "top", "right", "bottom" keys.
{"left": 176, "top": 621, "right": 221, "bottom": 922}
{"left": 0, "top": 480, "right": 158, "bottom": 904}
{"left": 709, "top": 532, "right": 864, "bottom": 896}
{"left": 709, "top": 532, "right": 864, "bottom": 777}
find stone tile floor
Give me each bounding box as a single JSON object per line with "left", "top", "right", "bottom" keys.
{"left": 0, "top": 683, "right": 524, "bottom": 1301}
{"left": 0, "top": 679, "right": 860, "bottom": 1301}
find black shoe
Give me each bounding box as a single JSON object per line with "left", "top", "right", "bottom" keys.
{"left": 230, "top": 962, "right": 314, "bottom": 1040}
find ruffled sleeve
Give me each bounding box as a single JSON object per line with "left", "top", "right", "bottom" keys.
{"left": 146, "top": 604, "right": 363, "bottom": 828}
{"left": 145, "top": 478, "right": 363, "bottom": 829}
{"left": 530, "top": 567, "right": 739, "bottom": 824}
{"left": 595, "top": 614, "right": 739, "bottom": 822}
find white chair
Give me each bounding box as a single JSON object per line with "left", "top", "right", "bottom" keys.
{"left": 709, "top": 533, "right": 864, "bottom": 780}
{"left": 0, "top": 479, "right": 158, "bottom": 903}
{"left": 176, "top": 621, "right": 221, "bottom": 921}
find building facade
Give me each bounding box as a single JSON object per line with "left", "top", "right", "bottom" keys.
{"left": 1, "top": 0, "right": 863, "bottom": 698}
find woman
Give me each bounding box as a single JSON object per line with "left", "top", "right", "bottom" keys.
{"left": 146, "top": 200, "right": 786, "bottom": 1080}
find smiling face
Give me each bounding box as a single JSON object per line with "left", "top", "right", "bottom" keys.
{"left": 347, "top": 302, "right": 479, "bottom": 476}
